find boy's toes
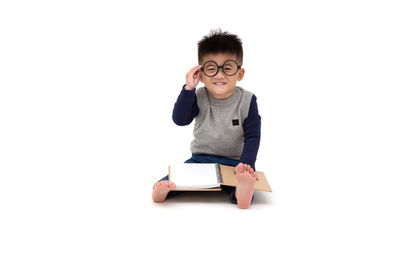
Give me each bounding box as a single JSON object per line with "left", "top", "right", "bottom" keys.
{"left": 249, "top": 167, "right": 255, "bottom": 175}
{"left": 158, "top": 181, "right": 169, "bottom": 187}
{"left": 245, "top": 165, "right": 257, "bottom": 180}
{"left": 235, "top": 163, "right": 244, "bottom": 174}
{"left": 244, "top": 164, "right": 251, "bottom": 173}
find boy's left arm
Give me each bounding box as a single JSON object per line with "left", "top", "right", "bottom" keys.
{"left": 239, "top": 95, "right": 261, "bottom": 171}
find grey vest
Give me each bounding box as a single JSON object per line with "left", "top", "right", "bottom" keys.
{"left": 190, "top": 86, "right": 254, "bottom": 160}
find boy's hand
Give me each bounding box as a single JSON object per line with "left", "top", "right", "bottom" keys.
{"left": 185, "top": 65, "right": 202, "bottom": 90}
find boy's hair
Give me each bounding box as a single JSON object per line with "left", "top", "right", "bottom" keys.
{"left": 198, "top": 29, "right": 243, "bottom": 64}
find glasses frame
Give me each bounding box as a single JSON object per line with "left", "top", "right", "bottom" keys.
{"left": 200, "top": 60, "right": 242, "bottom": 77}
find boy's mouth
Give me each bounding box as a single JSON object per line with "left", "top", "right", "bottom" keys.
{"left": 213, "top": 82, "right": 227, "bottom": 86}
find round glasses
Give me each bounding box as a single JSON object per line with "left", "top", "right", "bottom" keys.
{"left": 200, "top": 60, "right": 242, "bottom": 77}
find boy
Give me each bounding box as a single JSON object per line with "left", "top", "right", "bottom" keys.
{"left": 152, "top": 30, "right": 261, "bottom": 209}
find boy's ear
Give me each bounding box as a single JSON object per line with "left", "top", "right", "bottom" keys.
{"left": 237, "top": 68, "right": 245, "bottom": 81}
{"left": 199, "top": 72, "right": 203, "bottom": 82}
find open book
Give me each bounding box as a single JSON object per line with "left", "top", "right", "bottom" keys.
{"left": 169, "top": 163, "right": 222, "bottom": 190}
{"left": 168, "top": 163, "right": 272, "bottom": 192}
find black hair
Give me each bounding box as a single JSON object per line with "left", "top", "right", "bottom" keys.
{"left": 197, "top": 29, "right": 243, "bottom": 64}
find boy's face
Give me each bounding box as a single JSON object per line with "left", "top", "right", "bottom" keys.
{"left": 199, "top": 53, "right": 245, "bottom": 100}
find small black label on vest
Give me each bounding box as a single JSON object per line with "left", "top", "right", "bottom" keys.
{"left": 232, "top": 119, "right": 239, "bottom": 126}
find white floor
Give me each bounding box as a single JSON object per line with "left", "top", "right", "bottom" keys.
{"left": 2, "top": 154, "right": 398, "bottom": 266}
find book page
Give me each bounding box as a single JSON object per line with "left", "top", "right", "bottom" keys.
{"left": 169, "top": 163, "right": 220, "bottom": 189}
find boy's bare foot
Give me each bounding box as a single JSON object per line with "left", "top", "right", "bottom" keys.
{"left": 152, "top": 181, "right": 176, "bottom": 202}
{"left": 235, "top": 163, "right": 257, "bottom": 209}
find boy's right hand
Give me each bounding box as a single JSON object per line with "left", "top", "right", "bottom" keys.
{"left": 185, "top": 65, "right": 202, "bottom": 90}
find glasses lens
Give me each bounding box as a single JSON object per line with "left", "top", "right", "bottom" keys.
{"left": 203, "top": 61, "right": 218, "bottom": 76}
{"left": 223, "top": 60, "right": 239, "bottom": 76}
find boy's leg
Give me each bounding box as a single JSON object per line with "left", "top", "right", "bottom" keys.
{"left": 189, "top": 154, "right": 255, "bottom": 206}
{"left": 153, "top": 154, "right": 256, "bottom": 206}
{"left": 152, "top": 175, "right": 180, "bottom": 202}
{"left": 152, "top": 156, "right": 202, "bottom": 203}
{"left": 221, "top": 185, "right": 254, "bottom": 205}
{"left": 221, "top": 185, "right": 238, "bottom": 204}
{"left": 233, "top": 163, "right": 257, "bottom": 209}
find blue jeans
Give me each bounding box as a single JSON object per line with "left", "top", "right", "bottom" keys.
{"left": 155, "top": 153, "right": 254, "bottom": 204}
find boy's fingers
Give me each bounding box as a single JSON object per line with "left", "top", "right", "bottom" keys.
{"left": 186, "top": 65, "right": 203, "bottom": 89}
{"left": 187, "top": 66, "right": 199, "bottom": 78}
{"left": 193, "top": 69, "right": 201, "bottom": 80}
{"left": 192, "top": 66, "right": 203, "bottom": 83}
{"left": 194, "top": 65, "right": 203, "bottom": 73}
{"left": 193, "top": 70, "right": 199, "bottom": 79}
{"left": 192, "top": 66, "right": 202, "bottom": 76}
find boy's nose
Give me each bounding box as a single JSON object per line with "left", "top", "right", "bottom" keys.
{"left": 215, "top": 68, "right": 226, "bottom": 78}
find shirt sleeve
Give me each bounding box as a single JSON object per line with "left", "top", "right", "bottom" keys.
{"left": 172, "top": 84, "right": 200, "bottom": 126}
{"left": 240, "top": 95, "right": 261, "bottom": 170}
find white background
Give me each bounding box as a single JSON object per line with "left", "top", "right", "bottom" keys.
{"left": 1, "top": 0, "right": 399, "bottom": 266}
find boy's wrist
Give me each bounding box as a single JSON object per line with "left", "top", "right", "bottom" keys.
{"left": 184, "top": 84, "right": 195, "bottom": 90}
{"left": 182, "top": 84, "right": 196, "bottom": 94}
